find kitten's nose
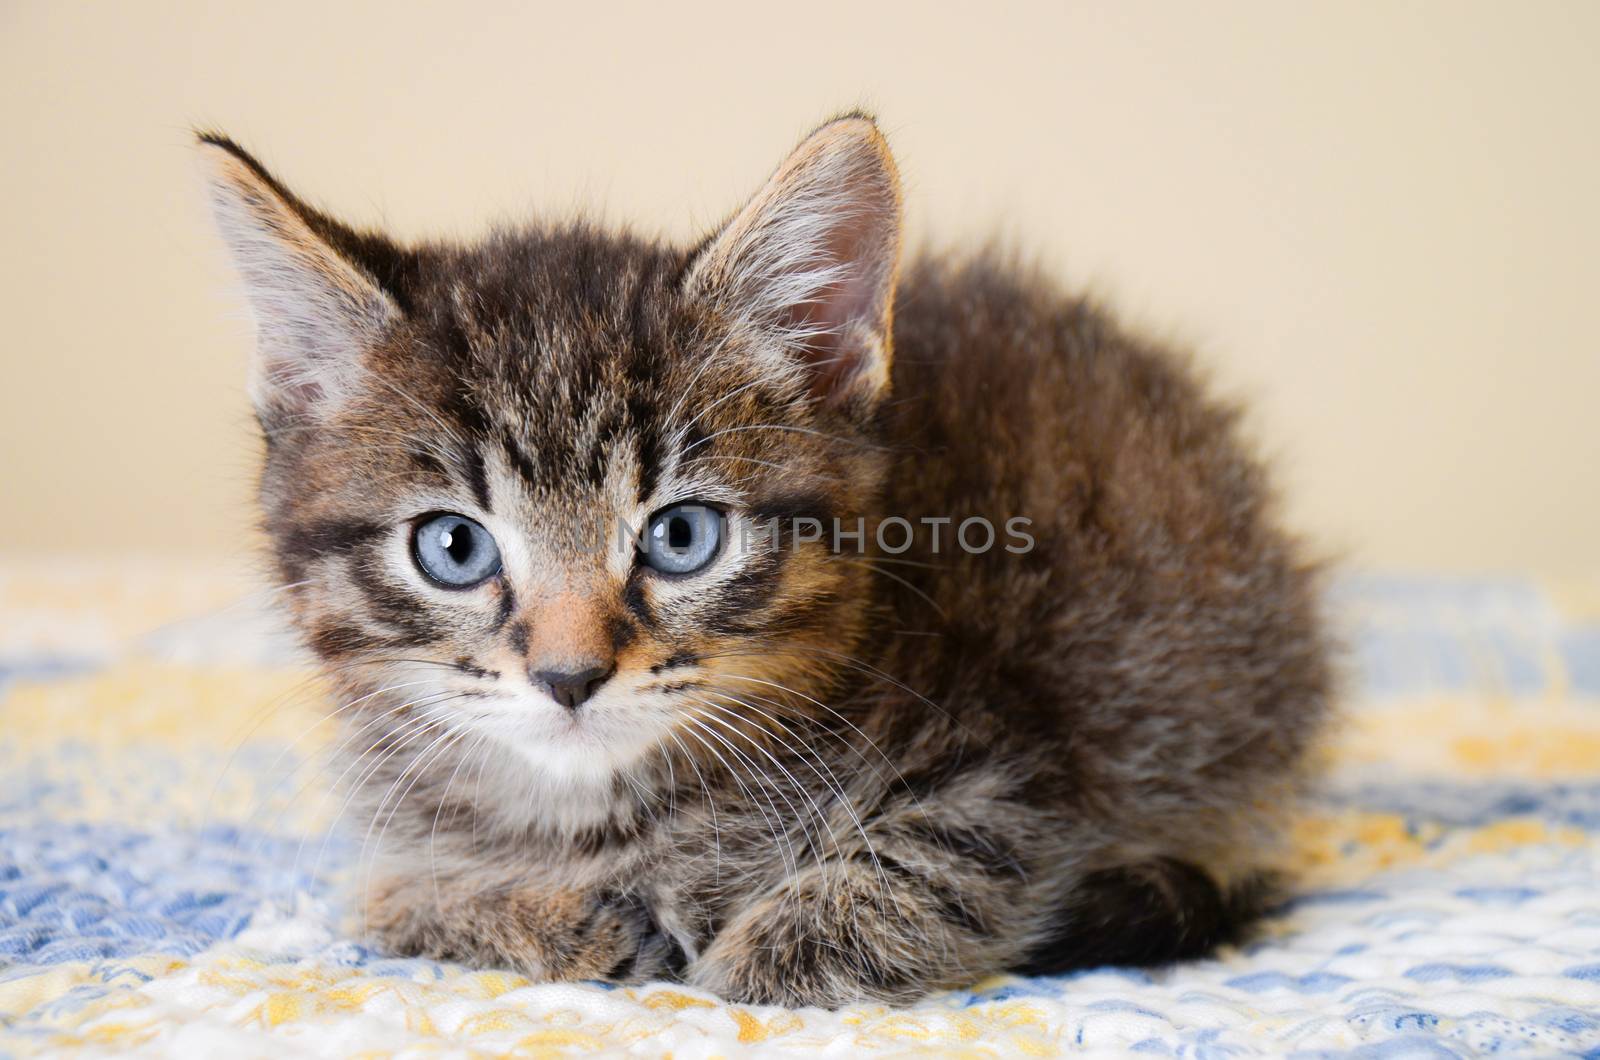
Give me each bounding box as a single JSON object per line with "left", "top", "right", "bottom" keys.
{"left": 533, "top": 663, "right": 615, "bottom": 710}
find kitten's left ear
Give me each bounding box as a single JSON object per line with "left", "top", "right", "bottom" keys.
{"left": 686, "top": 115, "right": 903, "bottom": 409}
{"left": 196, "top": 132, "right": 402, "bottom": 427}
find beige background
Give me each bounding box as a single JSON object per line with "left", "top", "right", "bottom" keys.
{"left": 1, "top": 1, "right": 1595, "bottom": 575}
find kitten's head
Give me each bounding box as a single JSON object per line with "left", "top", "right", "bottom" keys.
{"left": 201, "top": 117, "right": 902, "bottom": 790}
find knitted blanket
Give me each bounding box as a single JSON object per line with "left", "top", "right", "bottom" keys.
{"left": 2, "top": 561, "right": 1597, "bottom": 1056}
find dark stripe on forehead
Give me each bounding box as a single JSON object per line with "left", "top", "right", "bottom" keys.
{"left": 629, "top": 393, "right": 665, "bottom": 500}
{"left": 635, "top": 435, "right": 659, "bottom": 500}
{"left": 409, "top": 449, "right": 449, "bottom": 479}
{"left": 679, "top": 422, "right": 707, "bottom": 463}
{"left": 505, "top": 438, "right": 539, "bottom": 488}
{"left": 646, "top": 418, "right": 706, "bottom": 500}
{"left": 625, "top": 253, "right": 656, "bottom": 341}
{"left": 584, "top": 432, "right": 609, "bottom": 488}
{"left": 439, "top": 380, "right": 490, "bottom": 438}
{"left": 614, "top": 277, "right": 670, "bottom": 500}
{"left": 464, "top": 446, "right": 492, "bottom": 512}
{"left": 424, "top": 380, "right": 504, "bottom": 507}
{"left": 577, "top": 381, "right": 646, "bottom": 492}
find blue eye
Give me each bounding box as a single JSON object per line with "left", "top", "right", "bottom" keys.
{"left": 641, "top": 504, "right": 723, "bottom": 575}
{"left": 412, "top": 513, "right": 502, "bottom": 588}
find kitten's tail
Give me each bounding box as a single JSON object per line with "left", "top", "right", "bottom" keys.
{"left": 1012, "top": 858, "right": 1276, "bottom": 975}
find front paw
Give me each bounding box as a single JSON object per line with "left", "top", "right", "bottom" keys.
{"left": 367, "top": 879, "right": 683, "bottom": 984}
{"left": 686, "top": 883, "right": 932, "bottom": 1008}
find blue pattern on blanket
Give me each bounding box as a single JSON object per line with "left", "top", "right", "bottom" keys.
{"left": 0, "top": 822, "right": 328, "bottom": 969}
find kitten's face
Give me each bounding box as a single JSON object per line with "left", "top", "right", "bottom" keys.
{"left": 204, "top": 120, "right": 901, "bottom": 791}
{"left": 268, "top": 252, "right": 880, "bottom": 784}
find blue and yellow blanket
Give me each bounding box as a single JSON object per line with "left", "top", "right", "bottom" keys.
{"left": 2, "top": 562, "right": 1598, "bottom": 1056}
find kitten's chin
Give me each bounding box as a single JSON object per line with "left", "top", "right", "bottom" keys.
{"left": 468, "top": 696, "right": 667, "bottom": 788}
{"left": 504, "top": 737, "right": 640, "bottom": 787}
{"left": 460, "top": 718, "right": 656, "bottom": 836}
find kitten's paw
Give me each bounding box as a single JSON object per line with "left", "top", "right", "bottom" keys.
{"left": 686, "top": 889, "right": 929, "bottom": 1008}
{"left": 366, "top": 879, "right": 683, "bottom": 984}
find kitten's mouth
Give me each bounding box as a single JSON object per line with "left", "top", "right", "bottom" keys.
{"left": 462, "top": 688, "right": 669, "bottom": 781}
{"left": 545, "top": 707, "right": 592, "bottom": 738}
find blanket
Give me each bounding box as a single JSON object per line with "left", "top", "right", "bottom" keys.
{"left": 2, "top": 561, "right": 1598, "bottom": 1057}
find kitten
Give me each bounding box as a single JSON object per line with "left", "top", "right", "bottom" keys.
{"left": 200, "top": 114, "right": 1330, "bottom": 1008}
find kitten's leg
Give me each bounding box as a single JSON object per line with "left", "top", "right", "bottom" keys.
{"left": 684, "top": 822, "right": 1262, "bottom": 1006}
{"left": 367, "top": 874, "right": 686, "bottom": 983}
{"left": 685, "top": 818, "right": 1034, "bottom": 1007}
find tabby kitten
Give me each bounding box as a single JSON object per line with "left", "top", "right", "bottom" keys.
{"left": 200, "top": 115, "right": 1329, "bottom": 1008}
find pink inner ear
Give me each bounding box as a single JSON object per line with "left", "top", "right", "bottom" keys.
{"left": 781, "top": 212, "right": 891, "bottom": 401}
{"left": 258, "top": 356, "right": 330, "bottom": 415}
{"left": 686, "top": 118, "right": 903, "bottom": 403}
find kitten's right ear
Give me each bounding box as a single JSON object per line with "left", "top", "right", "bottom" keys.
{"left": 684, "top": 116, "right": 901, "bottom": 411}
{"left": 196, "top": 132, "right": 399, "bottom": 424}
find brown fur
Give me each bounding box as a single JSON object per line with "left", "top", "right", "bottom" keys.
{"left": 199, "top": 114, "right": 1330, "bottom": 1008}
